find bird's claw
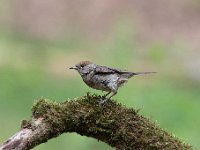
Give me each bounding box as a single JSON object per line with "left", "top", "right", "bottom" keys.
{"left": 98, "top": 98, "right": 109, "bottom": 105}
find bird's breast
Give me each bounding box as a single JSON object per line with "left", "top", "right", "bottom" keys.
{"left": 82, "top": 74, "right": 119, "bottom": 92}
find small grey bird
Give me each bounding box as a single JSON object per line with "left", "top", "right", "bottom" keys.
{"left": 70, "top": 61, "right": 156, "bottom": 99}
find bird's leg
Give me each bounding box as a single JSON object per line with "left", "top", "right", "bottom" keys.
{"left": 99, "top": 91, "right": 113, "bottom": 104}
{"left": 103, "top": 92, "right": 111, "bottom": 98}
{"left": 99, "top": 92, "right": 111, "bottom": 104}
{"left": 108, "top": 91, "right": 117, "bottom": 99}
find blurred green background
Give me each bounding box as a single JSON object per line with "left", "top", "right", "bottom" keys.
{"left": 1, "top": 0, "right": 200, "bottom": 149}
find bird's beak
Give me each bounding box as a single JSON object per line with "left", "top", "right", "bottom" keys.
{"left": 69, "top": 66, "right": 77, "bottom": 70}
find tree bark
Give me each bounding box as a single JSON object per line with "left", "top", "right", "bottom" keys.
{"left": 0, "top": 93, "right": 192, "bottom": 150}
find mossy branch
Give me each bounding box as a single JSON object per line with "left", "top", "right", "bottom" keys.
{"left": 0, "top": 93, "right": 192, "bottom": 150}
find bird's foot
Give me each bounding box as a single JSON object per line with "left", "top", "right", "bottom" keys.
{"left": 99, "top": 99, "right": 108, "bottom": 105}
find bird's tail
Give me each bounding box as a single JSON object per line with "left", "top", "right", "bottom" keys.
{"left": 121, "top": 71, "right": 156, "bottom": 78}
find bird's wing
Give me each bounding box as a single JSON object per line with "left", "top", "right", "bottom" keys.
{"left": 95, "top": 65, "right": 156, "bottom": 76}
{"left": 95, "top": 66, "right": 122, "bottom": 74}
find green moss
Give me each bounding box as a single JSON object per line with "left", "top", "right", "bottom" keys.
{"left": 31, "top": 93, "right": 192, "bottom": 150}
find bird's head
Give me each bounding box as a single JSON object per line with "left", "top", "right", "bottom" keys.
{"left": 69, "top": 61, "right": 96, "bottom": 76}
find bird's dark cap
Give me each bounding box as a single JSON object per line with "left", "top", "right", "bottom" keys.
{"left": 77, "top": 61, "right": 93, "bottom": 67}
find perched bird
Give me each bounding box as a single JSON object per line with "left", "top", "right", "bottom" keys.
{"left": 70, "top": 61, "right": 156, "bottom": 99}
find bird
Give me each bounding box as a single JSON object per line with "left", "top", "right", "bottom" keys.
{"left": 69, "top": 61, "right": 156, "bottom": 99}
